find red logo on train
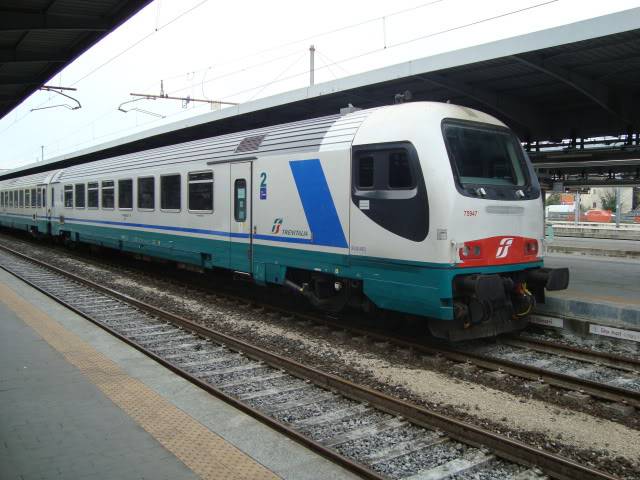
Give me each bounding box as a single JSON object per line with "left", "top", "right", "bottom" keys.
{"left": 458, "top": 236, "right": 538, "bottom": 267}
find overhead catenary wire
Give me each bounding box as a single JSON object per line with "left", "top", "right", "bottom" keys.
{"left": 247, "top": 51, "right": 307, "bottom": 101}
{"left": 202, "top": 0, "right": 561, "bottom": 103}
{"left": 153, "top": 0, "right": 447, "bottom": 88}
{"left": 70, "top": 0, "right": 211, "bottom": 87}
{"left": 160, "top": 0, "right": 559, "bottom": 101}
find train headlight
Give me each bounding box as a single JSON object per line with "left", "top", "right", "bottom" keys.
{"left": 524, "top": 239, "right": 538, "bottom": 256}
{"left": 459, "top": 241, "right": 483, "bottom": 261}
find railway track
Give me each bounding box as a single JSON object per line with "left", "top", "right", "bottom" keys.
{"left": 314, "top": 319, "right": 640, "bottom": 411}
{"left": 2, "top": 233, "right": 639, "bottom": 414}
{"left": 424, "top": 336, "right": 640, "bottom": 410}
{"left": 0, "top": 244, "right": 621, "bottom": 480}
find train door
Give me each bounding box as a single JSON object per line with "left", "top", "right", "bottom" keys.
{"left": 229, "top": 162, "right": 253, "bottom": 274}
{"left": 36, "top": 183, "right": 49, "bottom": 235}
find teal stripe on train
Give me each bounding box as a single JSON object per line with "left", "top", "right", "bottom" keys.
{"left": 0, "top": 214, "right": 543, "bottom": 320}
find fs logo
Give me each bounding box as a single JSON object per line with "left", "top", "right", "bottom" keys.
{"left": 271, "top": 218, "right": 283, "bottom": 234}
{"left": 495, "top": 237, "right": 514, "bottom": 259}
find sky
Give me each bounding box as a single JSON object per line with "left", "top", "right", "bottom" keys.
{"left": 1, "top": 0, "right": 639, "bottom": 170}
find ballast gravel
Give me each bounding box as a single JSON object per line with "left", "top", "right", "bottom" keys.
{"left": 245, "top": 386, "right": 314, "bottom": 409}
{"left": 524, "top": 326, "right": 640, "bottom": 360}
{"left": 451, "top": 460, "right": 527, "bottom": 480}
{"left": 372, "top": 442, "right": 464, "bottom": 479}
{"left": 1, "top": 233, "right": 639, "bottom": 478}
{"left": 301, "top": 411, "right": 394, "bottom": 441}
{"left": 472, "top": 343, "right": 640, "bottom": 392}
{"left": 222, "top": 375, "right": 298, "bottom": 396}
{"left": 204, "top": 366, "right": 272, "bottom": 385}
{"left": 275, "top": 397, "right": 356, "bottom": 424}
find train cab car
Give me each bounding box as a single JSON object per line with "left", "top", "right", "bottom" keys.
{"left": 0, "top": 101, "right": 568, "bottom": 341}
{"left": 331, "top": 102, "right": 567, "bottom": 340}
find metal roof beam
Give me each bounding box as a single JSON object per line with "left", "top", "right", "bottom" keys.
{"left": 0, "top": 12, "right": 110, "bottom": 31}
{"left": 512, "top": 53, "right": 632, "bottom": 124}
{"left": 416, "top": 73, "right": 544, "bottom": 135}
{"left": 0, "top": 75, "right": 41, "bottom": 86}
{"left": 0, "top": 48, "right": 66, "bottom": 63}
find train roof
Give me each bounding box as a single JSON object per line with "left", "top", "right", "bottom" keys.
{"left": 1, "top": 107, "right": 375, "bottom": 185}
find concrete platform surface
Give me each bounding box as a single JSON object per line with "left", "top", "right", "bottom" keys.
{"left": 0, "top": 269, "right": 358, "bottom": 480}
{"left": 548, "top": 222, "right": 640, "bottom": 242}
{"left": 539, "top": 253, "right": 640, "bottom": 332}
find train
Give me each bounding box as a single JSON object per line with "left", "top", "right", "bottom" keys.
{"left": 0, "top": 101, "right": 568, "bottom": 340}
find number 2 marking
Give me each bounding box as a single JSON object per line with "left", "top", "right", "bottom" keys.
{"left": 260, "top": 172, "right": 267, "bottom": 187}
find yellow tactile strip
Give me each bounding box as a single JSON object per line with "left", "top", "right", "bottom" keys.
{"left": 0, "top": 283, "right": 280, "bottom": 480}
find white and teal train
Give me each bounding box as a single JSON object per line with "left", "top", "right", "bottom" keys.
{"left": 0, "top": 102, "right": 568, "bottom": 340}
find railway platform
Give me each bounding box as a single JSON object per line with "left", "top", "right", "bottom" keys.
{"left": 546, "top": 236, "right": 640, "bottom": 259}
{"left": 0, "top": 269, "right": 358, "bottom": 480}
{"left": 535, "top": 252, "right": 640, "bottom": 337}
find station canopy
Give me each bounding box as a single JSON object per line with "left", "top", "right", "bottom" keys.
{"left": 2, "top": 6, "right": 640, "bottom": 185}
{"left": 0, "top": 0, "right": 152, "bottom": 120}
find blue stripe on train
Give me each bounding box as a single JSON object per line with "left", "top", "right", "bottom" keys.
{"left": 288, "top": 159, "right": 348, "bottom": 248}
{"left": 0, "top": 212, "right": 340, "bottom": 247}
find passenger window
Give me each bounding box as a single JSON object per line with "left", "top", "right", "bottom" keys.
{"left": 36, "top": 188, "right": 42, "bottom": 208}
{"left": 25, "top": 189, "right": 31, "bottom": 208}
{"left": 41, "top": 188, "right": 46, "bottom": 208}
{"left": 19, "top": 190, "right": 25, "bottom": 208}
{"left": 31, "top": 188, "right": 36, "bottom": 208}
{"left": 161, "top": 175, "right": 181, "bottom": 210}
{"left": 75, "top": 184, "right": 85, "bottom": 208}
{"left": 388, "top": 151, "right": 414, "bottom": 188}
{"left": 188, "top": 172, "right": 213, "bottom": 212}
{"left": 234, "top": 179, "right": 247, "bottom": 222}
{"left": 51, "top": 187, "right": 55, "bottom": 208}
{"left": 64, "top": 185, "right": 73, "bottom": 208}
{"left": 357, "top": 156, "right": 374, "bottom": 188}
{"left": 137, "top": 177, "right": 154, "bottom": 210}
{"left": 118, "top": 179, "right": 133, "bottom": 209}
{"left": 355, "top": 150, "right": 414, "bottom": 190}
{"left": 87, "top": 182, "right": 99, "bottom": 208}
{"left": 101, "top": 181, "right": 114, "bottom": 209}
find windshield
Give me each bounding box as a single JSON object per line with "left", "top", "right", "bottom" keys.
{"left": 443, "top": 121, "right": 526, "bottom": 187}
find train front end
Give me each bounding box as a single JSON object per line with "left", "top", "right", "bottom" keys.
{"left": 428, "top": 107, "right": 568, "bottom": 340}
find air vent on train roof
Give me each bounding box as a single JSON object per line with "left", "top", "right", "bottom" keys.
{"left": 235, "top": 134, "right": 266, "bottom": 153}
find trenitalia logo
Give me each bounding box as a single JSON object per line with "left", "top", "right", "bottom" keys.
{"left": 495, "top": 237, "right": 514, "bottom": 259}
{"left": 271, "top": 218, "right": 283, "bottom": 234}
